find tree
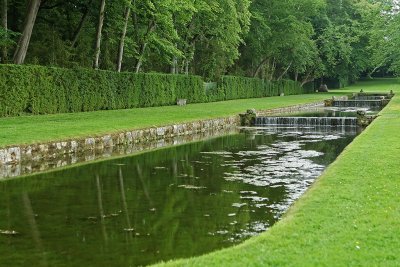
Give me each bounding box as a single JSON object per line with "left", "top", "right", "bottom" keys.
{"left": 116, "top": 0, "right": 132, "bottom": 72}
{"left": 13, "top": 0, "right": 41, "bottom": 64}
{"left": 239, "top": 0, "right": 323, "bottom": 83}
{"left": 2, "top": 0, "right": 397, "bottom": 84}
{"left": 1, "top": 0, "right": 7, "bottom": 63}
{"left": 93, "top": 0, "right": 106, "bottom": 69}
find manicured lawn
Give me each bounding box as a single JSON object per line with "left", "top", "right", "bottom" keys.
{"left": 0, "top": 78, "right": 397, "bottom": 148}
{"left": 335, "top": 78, "right": 400, "bottom": 94}
{"left": 0, "top": 93, "right": 334, "bottom": 147}
{"left": 154, "top": 79, "right": 400, "bottom": 266}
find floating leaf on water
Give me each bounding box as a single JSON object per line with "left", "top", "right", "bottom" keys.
{"left": 200, "top": 151, "right": 233, "bottom": 155}
{"left": 177, "top": 185, "right": 206, "bottom": 190}
{"left": 215, "top": 230, "right": 229, "bottom": 235}
{"left": 240, "top": 191, "right": 257, "bottom": 195}
{"left": 154, "top": 166, "right": 167, "bottom": 170}
{"left": 228, "top": 213, "right": 236, "bottom": 217}
{"left": 102, "top": 213, "right": 120, "bottom": 219}
{"left": 204, "top": 214, "right": 210, "bottom": 217}
{"left": 240, "top": 196, "right": 269, "bottom": 202}
{"left": 149, "top": 208, "right": 156, "bottom": 212}
{"left": 232, "top": 203, "right": 247, "bottom": 208}
{"left": 222, "top": 190, "right": 234, "bottom": 194}
{"left": 123, "top": 228, "right": 135, "bottom": 232}
{"left": 0, "top": 230, "right": 19, "bottom": 236}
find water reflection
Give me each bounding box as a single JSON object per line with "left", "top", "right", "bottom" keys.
{"left": 0, "top": 129, "right": 357, "bottom": 266}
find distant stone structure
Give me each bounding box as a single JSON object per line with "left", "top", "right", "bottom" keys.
{"left": 177, "top": 99, "right": 187, "bottom": 106}
{"left": 318, "top": 84, "right": 329, "bottom": 92}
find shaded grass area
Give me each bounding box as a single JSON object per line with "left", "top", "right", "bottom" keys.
{"left": 0, "top": 78, "right": 397, "bottom": 148}
{"left": 155, "top": 79, "right": 400, "bottom": 266}
{"left": 0, "top": 94, "right": 333, "bottom": 147}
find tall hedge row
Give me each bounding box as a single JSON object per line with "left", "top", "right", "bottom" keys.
{"left": 0, "top": 65, "right": 206, "bottom": 116}
{"left": 0, "top": 65, "right": 312, "bottom": 117}
{"left": 217, "top": 75, "right": 314, "bottom": 101}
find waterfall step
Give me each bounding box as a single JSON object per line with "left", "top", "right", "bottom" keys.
{"left": 353, "top": 96, "right": 386, "bottom": 100}
{"left": 255, "top": 117, "right": 358, "bottom": 127}
{"left": 333, "top": 100, "right": 383, "bottom": 108}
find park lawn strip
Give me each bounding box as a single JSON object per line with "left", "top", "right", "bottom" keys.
{"left": 334, "top": 78, "right": 400, "bottom": 94}
{"left": 0, "top": 93, "right": 335, "bottom": 147}
{"left": 155, "top": 81, "right": 400, "bottom": 266}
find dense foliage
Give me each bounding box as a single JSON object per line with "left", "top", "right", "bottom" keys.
{"left": 0, "top": 64, "right": 309, "bottom": 116}
{"left": 0, "top": 0, "right": 399, "bottom": 85}
{"left": 0, "top": 64, "right": 205, "bottom": 116}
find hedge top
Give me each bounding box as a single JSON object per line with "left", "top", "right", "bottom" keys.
{"left": 0, "top": 64, "right": 310, "bottom": 117}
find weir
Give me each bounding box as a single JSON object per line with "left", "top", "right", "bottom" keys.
{"left": 255, "top": 117, "right": 358, "bottom": 127}
{"left": 332, "top": 100, "right": 384, "bottom": 108}
{"left": 353, "top": 95, "right": 386, "bottom": 100}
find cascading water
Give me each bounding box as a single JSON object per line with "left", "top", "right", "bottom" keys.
{"left": 255, "top": 116, "right": 358, "bottom": 127}
{"left": 332, "top": 100, "right": 383, "bottom": 108}
{"left": 353, "top": 96, "right": 385, "bottom": 100}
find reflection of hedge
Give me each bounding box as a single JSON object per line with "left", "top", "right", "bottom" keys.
{"left": 0, "top": 65, "right": 312, "bottom": 117}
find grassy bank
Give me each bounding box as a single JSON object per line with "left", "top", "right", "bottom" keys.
{"left": 0, "top": 93, "right": 330, "bottom": 147}
{"left": 0, "top": 78, "right": 397, "bottom": 148}
{"left": 154, "top": 79, "right": 400, "bottom": 266}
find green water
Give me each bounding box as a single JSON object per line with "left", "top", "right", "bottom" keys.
{"left": 0, "top": 129, "right": 357, "bottom": 267}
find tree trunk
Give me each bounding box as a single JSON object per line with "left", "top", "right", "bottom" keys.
{"left": 368, "top": 60, "right": 386, "bottom": 78}
{"left": 170, "top": 56, "right": 177, "bottom": 74}
{"left": 300, "top": 72, "right": 314, "bottom": 87}
{"left": 277, "top": 62, "right": 292, "bottom": 80}
{"left": 116, "top": 1, "right": 131, "bottom": 72}
{"left": 1, "top": 0, "right": 7, "bottom": 63}
{"left": 135, "top": 43, "right": 146, "bottom": 73}
{"left": 132, "top": 0, "right": 138, "bottom": 40}
{"left": 13, "top": 0, "right": 41, "bottom": 64}
{"left": 185, "top": 60, "right": 189, "bottom": 75}
{"left": 253, "top": 57, "right": 269, "bottom": 78}
{"left": 93, "top": 0, "right": 106, "bottom": 69}
{"left": 269, "top": 58, "right": 276, "bottom": 80}
{"left": 70, "top": 0, "right": 92, "bottom": 48}
{"left": 135, "top": 20, "right": 155, "bottom": 73}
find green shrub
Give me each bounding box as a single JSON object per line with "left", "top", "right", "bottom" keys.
{"left": 0, "top": 65, "right": 205, "bottom": 116}
{"left": 216, "top": 76, "right": 310, "bottom": 100}
{"left": 0, "top": 65, "right": 311, "bottom": 117}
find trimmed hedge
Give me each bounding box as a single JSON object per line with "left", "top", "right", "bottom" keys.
{"left": 216, "top": 75, "right": 313, "bottom": 101}
{"left": 0, "top": 65, "right": 206, "bottom": 116}
{"left": 0, "top": 65, "right": 313, "bottom": 117}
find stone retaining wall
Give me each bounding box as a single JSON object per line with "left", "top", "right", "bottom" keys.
{"left": 0, "top": 101, "right": 324, "bottom": 179}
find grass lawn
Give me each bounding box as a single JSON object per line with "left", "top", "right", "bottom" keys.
{"left": 153, "top": 79, "right": 400, "bottom": 266}
{"left": 0, "top": 78, "right": 398, "bottom": 148}
{"left": 0, "top": 92, "right": 334, "bottom": 147}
